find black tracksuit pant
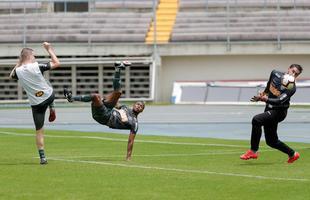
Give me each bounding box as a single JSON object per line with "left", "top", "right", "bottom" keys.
{"left": 250, "top": 106, "right": 295, "bottom": 157}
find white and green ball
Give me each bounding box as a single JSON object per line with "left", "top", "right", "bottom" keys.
{"left": 282, "top": 74, "right": 295, "bottom": 90}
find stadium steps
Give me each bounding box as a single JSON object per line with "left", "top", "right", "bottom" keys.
{"left": 171, "top": 8, "right": 310, "bottom": 42}
{"left": 179, "top": 0, "right": 310, "bottom": 9}
{"left": 145, "top": 0, "right": 179, "bottom": 44}
{"left": 0, "top": 12, "right": 153, "bottom": 43}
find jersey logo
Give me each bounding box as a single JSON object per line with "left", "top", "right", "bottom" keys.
{"left": 35, "top": 91, "right": 44, "bottom": 97}
{"left": 269, "top": 83, "right": 280, "bottom": 97}
{"left": 117, "top": 109, "right": 128, "bottom": 122}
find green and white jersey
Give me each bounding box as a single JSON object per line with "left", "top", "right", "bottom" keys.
{"left": 107, "top": 105, "right": 139, "bottom": 134}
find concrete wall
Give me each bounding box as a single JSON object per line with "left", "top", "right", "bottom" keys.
{"left": 158, "top": 55, "right": 310, "bottom": 102}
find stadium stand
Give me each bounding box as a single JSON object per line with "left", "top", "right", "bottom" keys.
{"left": 171, "top": 0, "right": 310, "bottom": 42}
{"left": 0, "top": 2, "right": 42, "bottom": 14}
{"left": 145, "top": 0, "right": 178, "bottom": 43}
{"left": 4, "top": 0, "right": 309, "bottom": 43}
{"left": 0, "top": 0, "right": 154, "bottom": 43}
{"left": 95, "top": 0, "right": 154, "bottom": 9}
{"left": 0, "top": 1, "right": 155, "bottom": 101}
{"left": 179, "top": 0, "right": 310, "bottom": 10}
{"left": 0, "top": 12, "right": 152, "bottom": 43}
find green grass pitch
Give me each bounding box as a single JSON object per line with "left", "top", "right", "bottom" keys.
{"left": 0, "top": 128, "right": 309, "bottom": 200}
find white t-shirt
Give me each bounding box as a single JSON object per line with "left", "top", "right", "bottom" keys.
{"left": 15, "top": 62, "right": 53, "bottom": 105}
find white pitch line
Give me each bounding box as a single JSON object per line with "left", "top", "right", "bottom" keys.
{"left": 45, "top": 149, "right": 281, "bottom": 159}
{"left": 0, "top": 131, "right": 247, "bottom": 148}
{"left": 49, "top": 157, "right": 309, "bottom": 182}
{"left": 1, "top": 131, "right": 309, "bottom": 149}
{"left": 47, "top": 151, "right": 245, "bottom": 159}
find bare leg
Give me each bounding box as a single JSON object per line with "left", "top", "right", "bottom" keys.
{"left": 36, "top": 128, "right": 48, "bottom": 164}
{"left": 91, "top": 93, "right": 104, "bottom": 107}
{"left": 103, "top": 91, "right": 122, "bottom": 107}
{"left": 36, "top": 128, "right": 44, "bottom": 149}
{"left": 64, "top": 61, "right": 127, "bottom": 105}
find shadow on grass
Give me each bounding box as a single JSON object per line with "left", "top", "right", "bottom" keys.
{"left": 239, "top": 162, "right": 276, "bottom": 166}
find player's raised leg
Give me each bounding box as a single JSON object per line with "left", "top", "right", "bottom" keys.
{"left": 104, "top": 61, "right": 131, "bottom": 107}
{"left": 64, "top": 61, "right": 131, "bottom": 107}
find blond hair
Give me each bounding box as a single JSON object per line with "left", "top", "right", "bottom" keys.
{"left": 19, "top": 48, "right": 34, "bottom": 64}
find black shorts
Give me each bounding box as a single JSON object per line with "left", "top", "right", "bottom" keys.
{"left": 91, "top": 102, "right": 113, "bottom": 125}
{"left": 31, "top": 93, "right": 55, "bottom": 130}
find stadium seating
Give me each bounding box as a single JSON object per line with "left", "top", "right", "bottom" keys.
{"left": 171, "top": 0, "right": 310, "bottom": 42}
{"left": 145, "top": 0, "right": 178, "bottom": 43}
{"left": 0, "top": 11, "right": 152, "bottom": 43}
{"left": 179, "top": 0, "right": 310, "bottom": 9}
{"left": 2, "top": 0, "right": 309, "bottom": 43}
{"left": 0, "top": 2, "right": 42, "bottom": 12}
{"left": 95, "top": 0, "right": 154, "bottom": 9}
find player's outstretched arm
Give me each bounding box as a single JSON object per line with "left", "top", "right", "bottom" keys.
{"left": 43, "top": 42, "right": 60, "bottom": 69}
{"left": 126, "top": 132, "right": 136, "bottom": 161}
{"left": 9, "top": 61, "right": 21, "bottom": 80}
{"left": 265, "top": 90, "right": 295, "bottom": 105}
{"left": 250, "top": 92, "right": 268, "bottom": 102}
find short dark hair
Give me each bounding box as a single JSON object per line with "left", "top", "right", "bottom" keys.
{"left": 289, "top": 64, "right": 303, "bottom": 74}
{"left": 136, "top": 101, "right": 145, "bottom": 109}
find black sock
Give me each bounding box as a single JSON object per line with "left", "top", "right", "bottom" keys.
{"left": 38, "top": 149, "right": 45, "bottom": 159}
{"left": 73, "top": 95, "right": 92, "bottom": 102}
{"left": 49, "top": 102, "right": 55, "bottom": 109}
{"left": 113, "top": 70, "right": 122, "bottom": 91}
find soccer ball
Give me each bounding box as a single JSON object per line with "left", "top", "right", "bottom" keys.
{"left": 282, "top": 74, "right": 295, "bottom": 89}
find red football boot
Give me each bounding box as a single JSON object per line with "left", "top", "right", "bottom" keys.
{"left": 240, "top": 150, "right": 258, "bottom": 160}
{"left": 287, "top": 152, "right": 300, "bottom": 164}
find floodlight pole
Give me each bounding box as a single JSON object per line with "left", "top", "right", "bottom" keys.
{"left": 87, "top": 0, "right": 92, "bottom": 51}
{"left": 153, "top": 0, "right": 158, "bottom": 56}
{"left": 151, "top": 0, "right": 159, "bottom": 102}
{"left": 276, "top": 0, "right": 281, "bottom": 50}
{"left": 226, "top": 0, "right": 231, "bottom": 51}
{"left": 23, "top": 1, "right": 26, "bottom": 47}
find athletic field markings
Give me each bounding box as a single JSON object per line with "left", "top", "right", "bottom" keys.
{"left": 2, "top": 130, "right": 307, "bottom": 181}
{"left": 1, "top": 131, "right": 309, "bottom": 149}
{"left": 48, "top": 157, "right": 309, "bottom": 182}
{"left": 46, "top": 151, "right": 245, "bottom": 159}
{"left": 0, "top": 131, "right": 247, "bottom": 148}
{"left": 47, "top": 149, "right": 282, "bottom": 159}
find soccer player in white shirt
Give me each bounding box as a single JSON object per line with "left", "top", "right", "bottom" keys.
{"left": 9, "top": 42, "right": 60, "bottom": 165}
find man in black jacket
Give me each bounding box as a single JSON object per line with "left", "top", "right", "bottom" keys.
{"left": 240, "top": 64, "right": 303, "bottom": 164}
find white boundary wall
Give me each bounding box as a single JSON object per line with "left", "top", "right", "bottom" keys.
{"left": 171, "top": 80, "right": 310, "bottom": 104}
